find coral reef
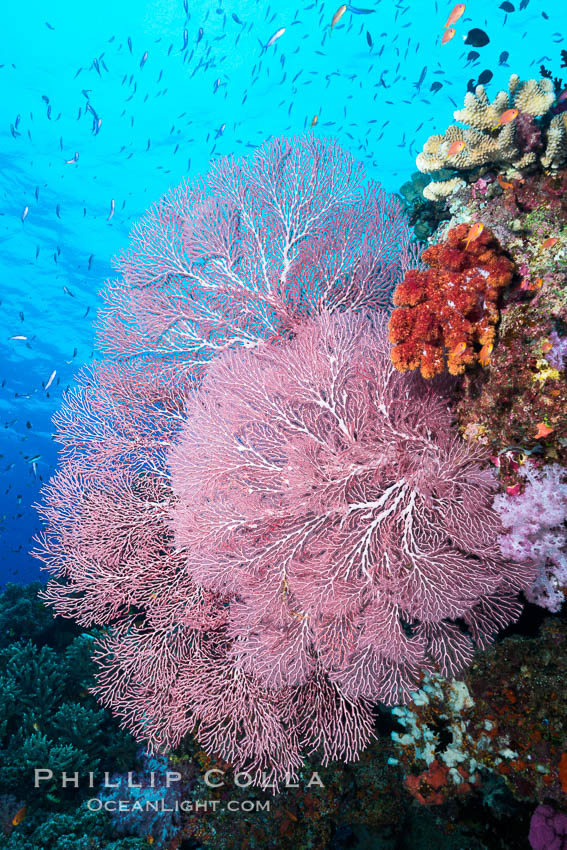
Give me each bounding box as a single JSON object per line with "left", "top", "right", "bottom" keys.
{"left": 388, "top": 223, "right": 514, "bottom": 378}
{"left": 38, "top": 136, "right": 525, "bottom": 789}
{"left": 417, "top": 75, "right": 567, "bottom": 201}
{"left": 169, "top": 735, "right": 406, "bottom": 850}
{"left": 168, "top": 309, "right": 531, "bottom": 782}
{"left": 0, "top": 802, "right": 148, "bottom": 850}
{"left": 450, "top": 168, "right": 567, "bottom": 471}
{"left": 397, "top": 171, "right": 451, "bottom": 241}
{"left": 391, "top": 620, "right": 567, "bottom": 808}
{"left": 0, "top": 583, "right": 140, "bottom": 849}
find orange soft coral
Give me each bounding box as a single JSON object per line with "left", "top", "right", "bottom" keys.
{"left": 389, "top": 223, "right": 514, "bottom": 378}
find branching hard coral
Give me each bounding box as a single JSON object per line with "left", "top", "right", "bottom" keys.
{"left": 493, "top": 463, "right": 567, "bottom": 612}
{"left": 388, "top": 223, "right": 514, "bottom": 378}
{"left": 417, "top": 75, "right": 566, "bottom": 201}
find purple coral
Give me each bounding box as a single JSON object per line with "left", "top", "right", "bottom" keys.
{"left": 529, "top": 804, "right": 567, "bottom": 850}
{"left": 547, "top": 331, "right": 567, "bottom": 372}
{"left": 494, "top": 464, "right": 567, "bottom": 612}
{"left": 515, "top": 111, "right": 543, "bottom": 154}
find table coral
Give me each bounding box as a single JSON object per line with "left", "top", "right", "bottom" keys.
{"left": 388, "top": 223, "right": 514, "bottom": 378}
{"left": 417, "top": 75, "right": 566, "bottom": 202}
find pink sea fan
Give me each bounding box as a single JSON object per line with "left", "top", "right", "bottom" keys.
{"left": 494, "top": 463, "right": 567, "bottom": 612}
{"left": 34, "top": 136, "right": 420, "bottom": 787}
{"left": 34, "top": 136, "right": 530, "bottom": 788}
{"left": 98, "top": 135, "right": 417, "bottom": 378}
{"left": 170, "top": 310, "right": 533, "bottom": 720}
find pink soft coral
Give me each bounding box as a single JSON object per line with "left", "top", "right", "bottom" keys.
{"left": 494, "top": 464, "right": 567, "bottom": 612}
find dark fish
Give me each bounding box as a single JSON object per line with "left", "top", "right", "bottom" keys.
{"left": 464, "top": 28, "right": 490, "bottom": 47}
{"left": 45, "top": 22, "right": 55, "bottom": 29}
{"left": 348, "top": 5, "right": 376, "bottom": 12}
{"left": 478, "top": 69, "right": 493, "bottom": 85}
{"left": 467, "top": 50, "right": 480, "bottom": 62}
{"left": 499, "top": 50, "right": 509, "bottom": 64}
{"left": 430, "top": 81, "right": 443, "bottom": 93}
{"left": 128, "top": 36, "right": 133, "bottom": 53}
{"left": 366, "top": 31, "right": 373, "bottom": 47}
{"left": 414, "top": 65, "right": 427, "bottom": 89}
{"left": 197, "top": 27, "right": 204, "bottom": 43}
{"left": 140, "top": 51, "right": 148, "bottom": 68}
{"left": 499, "top": 1, "right": 515, "bottom": 10}
{"left": 519, "top": 0, "right": 529, "bottom": 7}
{"left": 232, "top": 13, "right": 243, "bottom": 24}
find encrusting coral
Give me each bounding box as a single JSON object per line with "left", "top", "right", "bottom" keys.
{"left": 388, "top": 223, "right": 514, "bottom": 378}
{"left": 390, "top": 619, "right": 567, "bottom": 809}
{"left": 451, "top": 167, "right": 567, "bottom": 471}
{"left": 417, "top": 75, "right": 567, "bottom": 201}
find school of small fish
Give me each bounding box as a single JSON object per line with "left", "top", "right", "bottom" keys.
{"left": 0, "top": 0, "right": 564, "bottom": 581}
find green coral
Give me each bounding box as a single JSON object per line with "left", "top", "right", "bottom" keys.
{"left": 0, "top": 802, "right": 148, "bottom": 850}
{"left": 0, "top": 584, "right": 140, "bottom": 847}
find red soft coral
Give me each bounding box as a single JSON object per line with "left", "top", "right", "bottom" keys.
{"left": 389, "top": 223, "right": 515, "bottom": 379}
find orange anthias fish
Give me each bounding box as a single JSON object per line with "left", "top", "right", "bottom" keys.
{"left": 541, "top": 236, "right": 559, "bottom": 251}
{"left": 331, "top": 4, "right": 347, "bottom": 32}
{"left": 447, "top": 139, "right": 466, "bottom": 156}
{"left": 463, "top": 222, "right": 484, "bottom": 249}
{"left": 492, "top": 108, "right": 519, "bottom": 130}
{"left": 497, "top": 174, "right": 514, "bottom": 190}
{"left": 542, "top": 339, "right": 554, "bottom": 354}
{"left": 310, "top": 114, "right": 318, "bottom": 128}
{"left": 451, "top": 341, "right": 467, "bottom": 357}
{"left": 479, "top": 343, "right": 493, "bottom": 367}
{"left": 441, "top": 27, "right": 456, "bottom": 45}
{"left": 445, "top": 3, "right": 466, "bottom": 28}
{"left": 11, "top": 807, "right": 26, "bottom": 827}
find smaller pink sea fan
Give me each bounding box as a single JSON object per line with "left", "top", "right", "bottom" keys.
{"left": 494, "top": 463, "right": 567, "bottom": 612}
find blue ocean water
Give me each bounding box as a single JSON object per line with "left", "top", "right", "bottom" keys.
{"left": 0, "top": 0, "right": 565, "bottom": 584}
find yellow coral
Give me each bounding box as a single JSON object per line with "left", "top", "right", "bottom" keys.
{"left": 422, "top": 177, "right": 466, "bottom": 201}
{"left": 541, "top": 113, "right": 567, "bottom": 171}
{"left": 416, "top": 75, "right": 566, "bottom": 198}
{"left": 533, "top": 359, "right": 561, "bottom": 383}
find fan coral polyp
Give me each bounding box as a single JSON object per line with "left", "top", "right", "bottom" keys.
{"left": 388, "top": 223, "right": 514, "bottom": 378}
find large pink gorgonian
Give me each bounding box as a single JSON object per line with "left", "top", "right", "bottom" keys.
{"left": 169, "top": 311, "right": 534, "bottom": 741}
{"left": 34, "top": 136, "right": 418, "bottom": 787}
